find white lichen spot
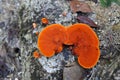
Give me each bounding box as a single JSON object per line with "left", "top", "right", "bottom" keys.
{"left": 38, "top": 52, "right": 74, "bottom": 73}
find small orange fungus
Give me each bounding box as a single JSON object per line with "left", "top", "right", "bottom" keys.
{"left": 33, "top": 51, "right": 41, "bottom": 58}
{"left": 67, "top": 24, "right": 99, "bottom": 45}
{"left": 32, "top": 22, "right": 37, "bottom": 28}
{"left": 41, "top": 18, "right": 49, "bottom": 24}
{"left": 37, "top": 24, "right": 67, "bottom": 57}
{"left": 37, "top": 23, "right": 100, "bottom": 68}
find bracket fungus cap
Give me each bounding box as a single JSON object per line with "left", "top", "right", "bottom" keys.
{"left": 77, "top": 45, "right": 100, "bottom": 68}
{"left": 37, "top": 24, "right": 67, "bottom": 57}
{"left": 67, "top": 23, "right": 100, "bottom": 68}
{"left": 67, "top": 23, "right": 99, "bottom": 46}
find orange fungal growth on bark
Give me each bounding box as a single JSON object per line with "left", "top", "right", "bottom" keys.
{"left": 41, "top": 18, "right": 49, "bottom": 24}
{"left": 33, "top": 50, "right": 41, "bottom": 58}
{"left": 37, "top": 23, "right": 100, "bottom": 68}
{"left": 67, "top": 23, "right": 99, "bottom": 46}
{"left": 67, "top": 23, "right": 100, "bottom": 68}
{"left": 37, "top": 24, "right": 67, "bottom": 57}
{"left": 77, "top": 46, "right": 100, "bottom": 68}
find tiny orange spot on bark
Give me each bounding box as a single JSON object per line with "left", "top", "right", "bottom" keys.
{"left": 33, "top": 51, "right": 41, "bottom": 58}
{"left": 41, "top": 18, "right": 49, "bottom": 24}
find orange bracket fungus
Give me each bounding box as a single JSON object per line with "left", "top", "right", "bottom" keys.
{"left": 37, "top": 24, "right": 67, "bottom": 57}
{"left": 37, "top": 23, "right": 100, "bottom": 69}
{"left": 67, "top": 24, "right": 100, "bottom": 68}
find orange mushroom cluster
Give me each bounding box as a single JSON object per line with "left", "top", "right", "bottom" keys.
{"left": 37, "top": 23, "right": 100, "bottom": 69}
